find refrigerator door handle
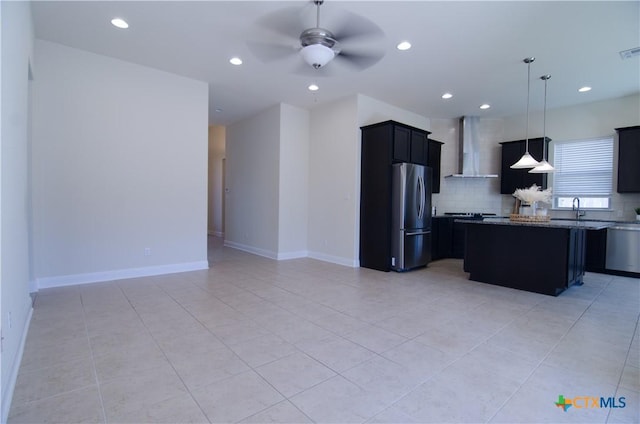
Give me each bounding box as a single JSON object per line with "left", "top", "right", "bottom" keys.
{"left": 417, "top": 175, "right": 425, "bottom": 220}
{"left": 405, "top": 230, "right": 431, "bottom": 236}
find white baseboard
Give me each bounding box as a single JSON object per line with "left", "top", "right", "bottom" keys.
{"left": 277, "top": 250, "right": 308, "bottom": 260}
{"left": 308, "top": 251, "right": 358, "bottom": 268}
{"left": 223, "top": 240, "right": 278, "bottom": 260}
{"left": 2, "top": 304, "right": 33, "bottom": 424}
{"left": 35, "top": 261, "right": 210, "bottom": 290}
{"left": 222, "top": 241, "right": 308, "bottom": 262}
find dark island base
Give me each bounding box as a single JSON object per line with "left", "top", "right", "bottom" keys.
{"left": 464, "top": 223, "right": 586, "bottom": 296}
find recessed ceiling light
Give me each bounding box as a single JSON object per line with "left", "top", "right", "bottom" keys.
{"left": 308, "top": 84, "right": 319, "bottom": 91}
{"left": 479, "top": 104, "right": 491, "bottom": 110}
{"left": 397, "top": 41, "right": 412, "bottom": 51}
{"left": 111, "top": 18, "right": 129, "bottom": 29}
{"left": 442, "top": 93, "right": 453, "bottom": 99}
{"left": 229, "top": 57, "right": 243, "bottom": 66}
{"left": 578, "top": 86, "right": 592, "bottom": 92}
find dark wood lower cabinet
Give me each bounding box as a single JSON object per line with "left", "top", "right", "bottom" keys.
{"left": 585, "top": 229, "right": 607, "bottom": 273}
{"left": 431, "top": 217, "right": 453, "bottom": 260}
{"left": 464, "top": 223, "right": 586, "bottom": 296}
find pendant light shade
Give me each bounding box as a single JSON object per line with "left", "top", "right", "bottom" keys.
{"left": 530, "top": 74, "right": 555, "bottom": 173}
{"left": 511, "top": 57, "right": 541, "bottom": 169}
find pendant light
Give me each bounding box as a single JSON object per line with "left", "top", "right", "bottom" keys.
{"left": 511, "top": 57, "right": 541, "bottom": 169}
{"left": 530, "top": 74, "right": 555, "bottom": 173}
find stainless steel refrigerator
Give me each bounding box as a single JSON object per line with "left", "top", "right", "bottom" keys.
{"left": 391, "top": 163, "right": 432, "bottom": 271}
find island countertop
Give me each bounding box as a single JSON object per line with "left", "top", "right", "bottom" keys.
{"left": 459, "top": 217, "right": 612, "bottom": 230}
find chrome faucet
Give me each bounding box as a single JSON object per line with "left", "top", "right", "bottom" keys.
{"left": 572, "top": 197, "right": 583, "bottom": 220}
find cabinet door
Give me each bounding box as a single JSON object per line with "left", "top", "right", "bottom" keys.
{"left": 427, "top": 139, "right": 442, "bottom": 193}
{"left": 500, "top": 142, "right": 524, "bottom": 194}
{"left": 431, "top": 217, "right": 453, "bottom": 260}
{"left": 617, "top": 127, "right": 640, "bottom": 193}
{"left": 393, "top": 126, "right": 411, "bottom": 163}
{"left": 410, "top": 130, "right": 428, "bottom": 165}
{"left": 500, "top": 139, "right": 548, "bottom": 194}
{"left": 585, "top": 229, "right": 606, "bottom": 272}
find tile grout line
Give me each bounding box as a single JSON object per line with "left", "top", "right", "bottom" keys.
{"left": 115, "top": 283, "right": 216, "bottom": 424}
{"left": 484, "top": 275, "right": 614, "bottom": 423}
{"left": 78, "top": 291, "right": 108, "bottom": 424}
{"left": 606, "top": 314, "right": 640, "bottom": 424}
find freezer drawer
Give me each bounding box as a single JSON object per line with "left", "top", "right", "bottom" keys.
{"left": 391, "top": 230, "right": 431, "bottom": 271}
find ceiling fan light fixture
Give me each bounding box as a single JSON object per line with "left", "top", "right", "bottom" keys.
{"left": 301, "top": 43, "right": 335, "bottom": 69}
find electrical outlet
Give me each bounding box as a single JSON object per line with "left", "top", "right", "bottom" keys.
{"left": 144, "top": 248, "right": 151, "bottom": 256}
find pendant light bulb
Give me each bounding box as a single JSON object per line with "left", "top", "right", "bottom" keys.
{"left": 529, "top": 74, "right": 555, "bottom": 174}
{"left": 511, "top": 57, "right": 541, "bottom": 169}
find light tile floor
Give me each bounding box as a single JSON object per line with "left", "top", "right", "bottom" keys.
{"left": 8, "top": 236, "right": 640, "bottom": 423}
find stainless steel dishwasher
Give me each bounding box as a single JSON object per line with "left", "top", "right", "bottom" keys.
{"left": 606, "top": 225, "right": 640, "bottom": 273}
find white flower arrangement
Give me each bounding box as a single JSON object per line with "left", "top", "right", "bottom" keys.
{"left": 513, "top": 184, "right": 552, "bottom": 204}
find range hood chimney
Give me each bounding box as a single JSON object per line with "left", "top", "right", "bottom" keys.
{"left": 445, "top": 116, "right": 498, "bottom": 178}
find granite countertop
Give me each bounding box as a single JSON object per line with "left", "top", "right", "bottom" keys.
{"left": 460, "top": 217, "right": 612, "bottom": 230}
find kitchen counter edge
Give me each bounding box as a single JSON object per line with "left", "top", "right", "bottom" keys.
{"left": 459, "top": 218, "right": 612, "bottom": 230}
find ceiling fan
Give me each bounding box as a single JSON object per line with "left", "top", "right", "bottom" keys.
{"left": 248, "top": 0, "right": 385, "bottom": 74}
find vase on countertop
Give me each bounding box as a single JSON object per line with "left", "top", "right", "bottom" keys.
{"left": 520, "top": 201, "right": 537, "bottom": 216}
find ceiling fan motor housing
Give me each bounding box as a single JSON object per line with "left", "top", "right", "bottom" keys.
{"left": 300, "top": 28, "right": 337, "bottom": 68}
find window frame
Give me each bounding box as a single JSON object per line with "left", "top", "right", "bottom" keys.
{"left": 551, "top": 136, "right": 614, "bottom": 211}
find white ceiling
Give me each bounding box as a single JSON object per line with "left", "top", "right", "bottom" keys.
{"left": 31, "top": 1, "right": 640, "bottom": 126}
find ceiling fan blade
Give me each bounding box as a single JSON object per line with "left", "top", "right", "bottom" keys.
{"left": 253, "top": 5, "right": 312, "bottom": 41}
{"left": 247, "top": 41, "right": 298, "bottom": 63}
{"left": 335, "top": 48, "right": 385, "bottom": 71}
{"left": 330, "top": 10, "right": 385, "bottom": 44}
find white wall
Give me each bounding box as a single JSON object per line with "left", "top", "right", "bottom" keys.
{"left": 307, "top": 96, "right": 359, "bottom": 266}
{"left": 225, "top": 105, "right": 281, "bottom": 257}
{"left": 1, "top": 1, "right": 35, "bottom": 420}
{"left": 307, "top": 93, "right": 430, "bottom": 266}
{"left": 208, "top": 125, "right": 225, "bottom": 237}
{"left": 278, "top": 104, "right": 309, "bottom": 259}
{"left": 31, "top": 40, "right": 209, "bottom": 288}
{"left": 225, "top": 103, "right": 309, "bottom": 260}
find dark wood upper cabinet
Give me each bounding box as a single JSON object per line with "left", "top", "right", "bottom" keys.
{"left": 427, "top": 139, "right": 443, "bottom": 193}
{"left": 500, "top": 137, "right": 550, "bottom": 194}
{"left": 616, "top": 126, "right": 640, "bottom": 193}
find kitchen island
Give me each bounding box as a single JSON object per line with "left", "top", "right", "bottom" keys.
{"left": 463, "top": 218, "right": 610, "bottom": 296}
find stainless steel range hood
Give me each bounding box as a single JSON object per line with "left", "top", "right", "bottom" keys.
{"left": 445, "top": 116, "right": 498, "bottom": 178}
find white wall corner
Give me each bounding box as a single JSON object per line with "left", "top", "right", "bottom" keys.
{"left": 1, "top": 304, "right": 33, "bottom": 424}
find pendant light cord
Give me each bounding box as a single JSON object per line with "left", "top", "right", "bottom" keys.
{"left": 525, "top": 59, "right": 531, "bottom": 153}
{"left": 542, "top": 75, "right": 549, "bottom": 159}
